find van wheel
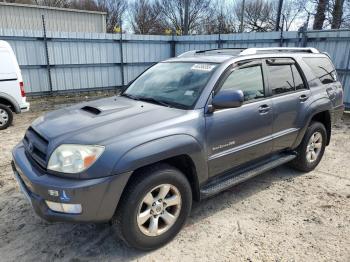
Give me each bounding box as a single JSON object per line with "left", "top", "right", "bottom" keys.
{"left": 111, "top": 163, "right": 192, "bottom": 251}
{"left": 289, "top": 121, "right": 327, "bottom": 172}
{"left": 0, "top": 104, "right": 13, "bottom": 130}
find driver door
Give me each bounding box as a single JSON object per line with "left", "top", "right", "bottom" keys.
{"left": 205, "top": 60, "right": 273, "bottom": 177}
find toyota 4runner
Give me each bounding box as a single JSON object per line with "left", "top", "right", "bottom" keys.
{"left": 12, "top": 47, "right": 344, "bottom": 250}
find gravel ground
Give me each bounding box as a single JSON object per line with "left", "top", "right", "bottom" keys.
{"left": 0, "top": 96, "right": 349, "bottom": 262}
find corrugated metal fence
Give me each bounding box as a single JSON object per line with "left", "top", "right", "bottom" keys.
{"left": 0, "top": 28, "right": 350, "bottom": 107}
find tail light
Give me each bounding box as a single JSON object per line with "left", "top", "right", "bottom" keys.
{"left": 19, "top": 81, "right": 25, "bottom": 97}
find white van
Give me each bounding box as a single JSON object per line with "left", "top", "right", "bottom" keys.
{"left": 0, "top": 40, "right": 29, "bottom": 130}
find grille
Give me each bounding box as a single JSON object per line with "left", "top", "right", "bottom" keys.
{"left": 23, "top": 127, "right": 48, "bottom": 169}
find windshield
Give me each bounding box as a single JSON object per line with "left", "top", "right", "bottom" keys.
{"left": 123, "top": 62, "right": 217, "bottom": 109}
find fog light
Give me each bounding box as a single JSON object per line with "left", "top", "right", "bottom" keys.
{"left": 45, "top": 200, "right": 82, "bottom": 214}
{"left": 48, "top": 189, "right": 59, "bottom": 197}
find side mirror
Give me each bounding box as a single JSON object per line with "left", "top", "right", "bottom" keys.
{"left": 211, "top": 89, "right": 244, "bottom": 110}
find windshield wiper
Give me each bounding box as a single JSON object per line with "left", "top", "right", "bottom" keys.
{"left": 137, "top": 97, "right": 173, "bottom": 108}
{"left": 122, "top": 94, "right": 188, "bottom": 109}
{"left": 120, "top": 93, "right": 140, "bottom": 101}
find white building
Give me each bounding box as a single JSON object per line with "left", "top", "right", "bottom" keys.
{"left": 0, "top": 2, "right": 107, "bottom": 33}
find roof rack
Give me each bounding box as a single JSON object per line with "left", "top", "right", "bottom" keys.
{"left": 177, "top": 47, "right": 320, "bottom": 58}
{"left": 177, "top": 48, "right": 245, "bottom": 57}
{"left": 239, "top": 47, "right": 319, "bottom": 55}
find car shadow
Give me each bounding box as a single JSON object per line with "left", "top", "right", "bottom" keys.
{"left": 188, "top": 165, "right": 304, "bottom": 224}
{"left": 15, "top": 165, "right": 305, "bottom": 261}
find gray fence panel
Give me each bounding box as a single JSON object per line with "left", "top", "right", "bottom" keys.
{"left": 0, "top": 28, "right": 350, "bottom": 107}
{"left": 124, "top": 64, "right": 150, "bottom": 84}
{"left": 22, "top": 68, "right": 49, "bottom": 93}
{"left": 123, "top": 34, "right": 171, "bottom": 64}
{"left": 175, "top": 34, "right": 218, "bottom": 55}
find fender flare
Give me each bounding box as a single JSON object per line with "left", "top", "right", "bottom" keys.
{"left": 0, "top": 92, "right": 20, "bottom": 113}
{"left": 112, "top": 134, "right": 208, "bottom": 185}
{"left": 293, "top": 97, "right": 332, "bottom": 148}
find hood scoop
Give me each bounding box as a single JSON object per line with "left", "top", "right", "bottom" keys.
{"left": 81, "top": 106, "right": 101, "bottom": 115}
{"left": 80, "top": 102, "right": 131, "bottom": 116}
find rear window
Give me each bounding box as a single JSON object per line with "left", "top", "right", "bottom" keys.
{"left": 267, "top": 63, "right": 306, "bottom": 95}
{"left": 0, "top": 50, "right": 17, "bottom": 79}
{"left": 0, "top": 50, "right": 16, "bottom": 74}
{"left": 303, "top": 57, "right": 337, "bottom": 84}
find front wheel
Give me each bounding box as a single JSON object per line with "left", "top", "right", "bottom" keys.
{"left": 289, "top": 121, "right": 327, "bottom": 172}
{"left": 112, "top": 163, "right": 192, "bottom": 250}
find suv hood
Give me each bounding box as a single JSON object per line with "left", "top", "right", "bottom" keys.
{"left": 31, "top": 96, "right": 187, "bottom": 144}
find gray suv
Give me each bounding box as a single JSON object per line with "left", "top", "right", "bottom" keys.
{"left": 12, "top": 47, "right": 344, "bottom": 250}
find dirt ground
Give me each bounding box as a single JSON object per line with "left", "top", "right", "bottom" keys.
{"left": 0, "top": 95, "right": 349, "bottom": 262}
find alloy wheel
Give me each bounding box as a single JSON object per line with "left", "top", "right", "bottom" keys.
{"left": 306, "top": 131, "right": 323, "bottom": 163}
{"left": 137, "top": 184, "right": 182, "bottom": 237}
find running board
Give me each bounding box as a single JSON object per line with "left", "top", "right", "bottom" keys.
{"left": 200, "top": 153, "right": 296, "bottom": 199}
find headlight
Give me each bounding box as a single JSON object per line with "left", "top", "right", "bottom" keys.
{"left": 47, "top": 144, "right": 105, "bottom": 173}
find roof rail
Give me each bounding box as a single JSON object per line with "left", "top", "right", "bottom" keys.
{"left": 239, "top": 47, "right": 320, "bottom": 55}
{"left": 177, "top": 48, "right": 246, "bottom": 57}
{"left": 177, "top": 50, "right": 198, "bottom": 57}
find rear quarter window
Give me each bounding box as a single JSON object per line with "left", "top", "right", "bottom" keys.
{"left": 303, "top": 57, "right": 337, "bottom": 84}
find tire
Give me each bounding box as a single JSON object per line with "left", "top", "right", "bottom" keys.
{"left": 289, "top": 121, "right": 327, "bottom": 172}
{"left": 0, "top": 104, "right": 13, "bottom": 130}
{"left": 111, "top": 163, "right": 192, "bottom": 251}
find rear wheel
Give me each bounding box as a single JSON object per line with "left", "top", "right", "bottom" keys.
{"left": 112, "top": 163, "right": 192, "bottom": 250}
{"left": 0, "top": 104, "right": 13, "bottom": 130}
{"left": 289, "top": 121, "right": 327, "bottom": 172}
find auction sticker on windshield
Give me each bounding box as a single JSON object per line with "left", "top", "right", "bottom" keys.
{"left": 191, "top": 64, "right": 216, "bottom": 71}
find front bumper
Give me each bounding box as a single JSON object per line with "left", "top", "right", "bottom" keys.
{"left": 12, "top": 143, "right": 131, "bottom": 223}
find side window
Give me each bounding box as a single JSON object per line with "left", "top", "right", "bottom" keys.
{"left": 303, "top": 57, "right": 337, "bottom": 84}
{"left": 267, "top": 64, "right": 294, "bottom": 95}
{"left": 0, "top": 50, "right": 17, "bottom": 74}
{"left": 291, "top": 64, "right": 305, "bottom": 90}
{"left": 221, "top": 65, "right": 264, "bottom": 101}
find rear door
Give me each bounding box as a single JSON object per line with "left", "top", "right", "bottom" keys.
{"left": 205, "top": 60, "right": 273, "bottom": 176}
{"left": 265, "top": 58, "right": 311, "bottom": 152}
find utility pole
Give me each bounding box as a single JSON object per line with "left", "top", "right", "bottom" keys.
{"left": 240, "top": 0, "right": 245, "bottom": 33}
{"left": 275, "top": 0, "right": 284, "bottom": 31}
{"left": 119, "top": 18, "right": 125, "bottom": 89}
{"left": 184, "top": 0, "right": 189, "bottom": 35}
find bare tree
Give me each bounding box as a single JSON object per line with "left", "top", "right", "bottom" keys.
{"left": 341, "top": 0, "right": 350, "bottom": 28}
{"left": 156, "top": 0, "right": 212, "bottom": 35}
{"left": 235, "top": 0, "right": 275, "bottom": 32}
{"left": 96, "top": 0, "right": 127, "bottom": 33}
{"left": 33, "top": 0, "right": 70, "bottom": 8}
{"left": 200, "top": 0, "right": 238, "bottom": 34}
{"left": 69, "top": 0, "right": 100, "bottom": 11}
{"left": 313, "top": 0, "right": 329, "bottom": 29}
{"left": 280, "top": 0, "right": 306, "bottom": 31}
{"left": 310, "top": 0, "right": 347, "bottom": 30}
{"left": 331, "top": 0, "right": 345, "bottom": 28}
{"left": 130, "top": 0, "right": 165, "bottom": 34}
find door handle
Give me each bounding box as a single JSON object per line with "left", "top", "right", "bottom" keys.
{"left": 258, "top": 104, "right": 270, "bottom": 114}
{"left": 299, "top": 94, "right": 309, "bottom": 102}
